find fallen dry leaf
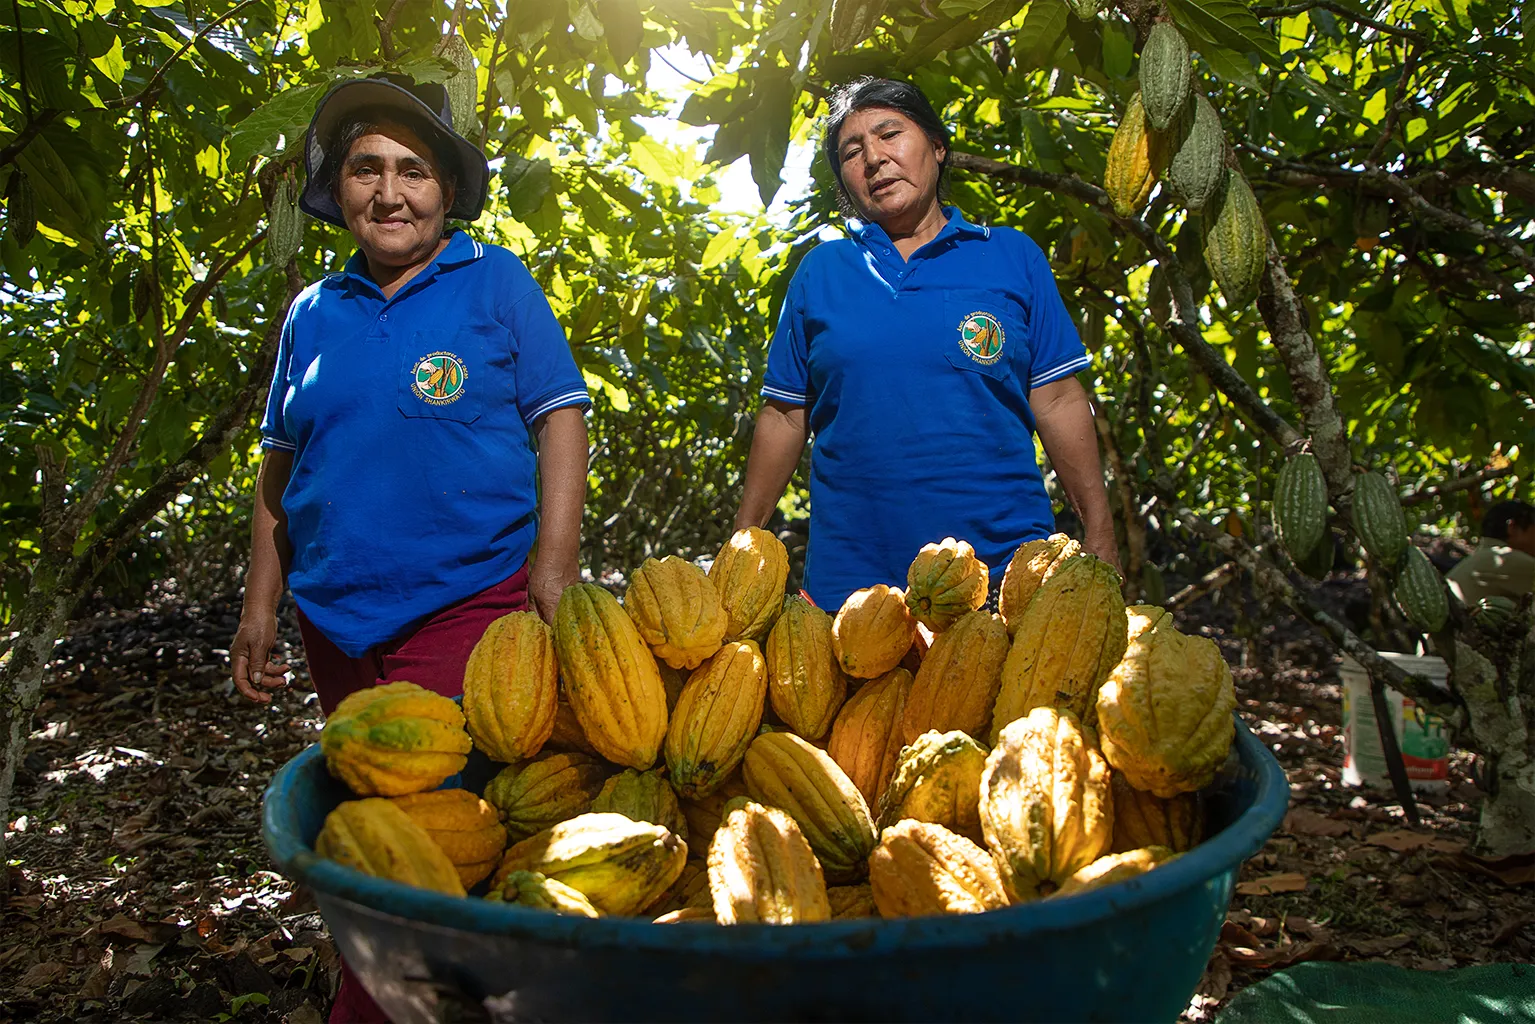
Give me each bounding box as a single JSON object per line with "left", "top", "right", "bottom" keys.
{"left": 1236, "top": 873, "right": 1308, "bottom": 896}
{"left": 1226, "top": 940, "right": 1342, "bottom": 969}
{"left": 1197, "top": 951, "right": 1232, "bottom": 1002}
{"left": 1220, "top": 921, "right": 1263, "bottom": 947}
{"left": 1367, "top": 829, "right": 1467, "bottom": 854}
{"left": 1284, "top": 808, "right": 1352, "bottom": 837}
{"left": 1346, "top": 933, "right": 1415, "bottom": 956}
{"left": 96, "top": 913, "right": 156, "bottom": 944}
{"left": 18, "top": 961, "right": 69, "bottom": 992}
{"left": 1447, "top": 851, "right": 1535, "bottom": 886}
{"left": 1493, "top": 915, "right": 1535, "bottom": 946}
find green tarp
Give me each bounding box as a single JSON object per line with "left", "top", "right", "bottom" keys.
{"left": 1216, "top": 962, "right": 1535, "bottom": 1024}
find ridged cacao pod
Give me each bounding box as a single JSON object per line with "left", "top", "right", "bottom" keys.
{"left": 832, "top": 584, "right": 917, "bottom": 678}
{"left": 315, "top": 798, "right": 465, "bottom": 896}
{"left": 1296, "top": 531, "right": 1336, "bottom": 579}
{"left": 1110, "top": 774, "right": 1202, "bottom": 854}
{"left": 545, "top": 700, "right": 601, "bottom": 757}
{"left": 1126, "top": 604, "right": 1172, "bottom": 645}
{"left": 991, "top": 555, "right": 1129, "bottom": 738}
{"left": 5, "top": 169, "right": 36, "bottom": 247}
{"left": 436, "top": 31, "right": 479, "bottom": 138}
{"left": 485, "top": 869, "right": 601, "bottom": 916}
{"left": 708, "top": 797, "right": 830, "bottom": 924}
{"left": 462, "top": 611, "right": 558, "bottom": 764}
{"left": 1054, "top": 846, "right": 1175, "bottom": 898}
{"left": 980, "top": 708, "right": 1112, "bottom": 901}
{"left": 1274, "top": 453, "right": 1329, "bottom": 563}
{"left": 869, "top": 819, "right": 1009, "bottom": 917}
{"left": 553, "top": 583, "right": 668, "bottom": 769}
{"left": 1139, "top": 22, "right": 1192, "bottom": 132}
{"left": 665, "top": 640, "right": 768, "bottom": 799}
{"left": 1395, "top": 545, "right": 1449, "bottom": 633}
{"left": 905, "top": 537, "right": 990, "bottom": 631}
{"left": 1096, "top": 623, "right": 1236, "bottom": 798}
{"left": 389, "top": 789, "right": 508, "bottom": 890}
{"left": 320, "top": 682, "right": 471, "bottom": 797}
{"left": 1104, "top": 93, "right": 1168, "bottom": 218}
{"left": 591, "top": 768, "right": 689, "bottom": 842}
{"left": 1202, "top": 169, "right": 1268, "bottom": 308}
{"left": 709, "top": 528, "right": 789, "bottom": 642}
{"left": 999, "top": 534, "right": 1082, "bottom": 635}
{"left": 903, "top": 610, "right": 1008, "bottom": 744}
{"left": 876, "top": 729, "right": 988, "bottom": 841}
{"left": 493, "top": 812, "right": 687, "bottom": 916}
{"left": 827, "top": 667, "right": 913, "bottom": 804}
{"left": 742, "top": 731, "right": 877, "bottom": 882}
{"left": 1475, "top": 596, "right": 1520, "bottom": 630}
{"left": 1166, "top": 94, "right": 1225, "bottom": 211}
{"left": 1351, "top": 471, "right": 1409, "bottom": 568}
{"left": 827, "top": 883, "right": 877, "bottom": 918}
{"left": 625, "top": 556, "right": 728, "bottom": 670}
{"left": 829, "top": 0, "right": 888, "bottom": 51}
{"left": 266, "top": 173, "right": 304, "bottom": 266}
{"left": 483, "top": 751, "right": 609, "bottom": 841}
{"left": 678, "top": 771, "right": 749, "bottom": 859}
{"left": 765, "top": 596, "right": 847, "bottom": 740}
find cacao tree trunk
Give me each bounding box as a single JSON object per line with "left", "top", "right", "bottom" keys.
{"left": 1452, "top": 638, "right": 1535, "bottom": 855}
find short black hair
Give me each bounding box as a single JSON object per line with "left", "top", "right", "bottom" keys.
{"left": 1483, "top": 500, "right": 1535, "bottom": 540}
{"left": 322, "top": 105, "right": 460, "bottom": 202}
{"left": 821, "top": 77, "right": 951, "bottom": 214}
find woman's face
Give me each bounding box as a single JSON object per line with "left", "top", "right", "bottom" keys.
{"left": 834, "top": 106, "right": 945, "bottom": 226}
{"left": 336, "top": 123, "right": 454, "bottom": 269}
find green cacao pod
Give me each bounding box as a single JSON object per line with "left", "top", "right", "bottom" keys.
{"left": 1139, "top": 22, "right": 1192, "bottom": 132}
{"left": 829, "top": 0, "right": 888, "bottom": 51}
{"left": 1395, "top": 546, "right": 1448, "bottom": 633}
{"left": 1296, "top": 532, "right": 1335, "bottom": 579}
{"left": 266, "top": 173, "right": 304, "bottom": 267}
{"left": 1351, "top": 471, "right": 1409, "bottom": 568}
{"left": 492, "top": 812, "right": 687, "bottom": 916}
{"left": 6, "top": 170, "right": 36, "bottom": 248}
{"left": 1066, "top": 0, "right": 1101, "bottom": 18}
{"left": 875, "top": 729, "right": 989, "bottom": 842}
{"left": 1166, "top": 95, "right": 1225, "bottom": 212}
{"left": 1273, "top": 452, "right": 1328, "bottom": 563}
{"left": 483, "top": 751, "right": 609, "bottom": 841}
{"left": 591, "top": 768, "right": 689, "bottom": 842}
{"left": 1475, "top": 596, "right": 1519, "bottom": 630}
{"left": 486, "top": 870, "right": 600, "bottom": 916}
{"left": 1202, "top": 169, "right": 1267, "bottom": 308}
{"left": 436, "top": 31, "right": 479, "bottom": 138}
{"left": 1104, "top": 93, "right": 1168, "bottom": 218}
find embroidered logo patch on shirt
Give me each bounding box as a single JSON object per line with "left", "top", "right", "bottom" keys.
{"left": 411, "top": 351, "right": 468, "bottom": 405}
{"left": 957, "top": 310, "right": 1006, "bottom": 365}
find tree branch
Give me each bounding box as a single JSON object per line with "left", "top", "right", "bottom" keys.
{"left": 0, "top": 110, "right": 59, "bottom": 172}
{"left": 104, "top": 0, "right": 265, "bottom": 112}
{"left": 1249, "top": 2, "right": 1425, "bottom": 42}
{"left": 1402, "top": 463, "right": 1518, "bottom": 507}
{"left": 1366, "top": 39, "right": 1420, "bottom": 166}
{"left": 376, "top": 0, "right": 411, "bottom": 61}
{"left": 1168, "top": 560, "right": 1241, "bottom": 610}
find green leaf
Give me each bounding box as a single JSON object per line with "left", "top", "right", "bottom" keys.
{"left": 502, "top": 153, "right": 553, "bottom": 220}
{"left": 11, "top": 134, "right": 98, "bottom": 250}
{"left": 227, "top": 84, "right": 327, "bottom": 170}
{"left": 747, "top": 70, "right": 793, "bottom": 206}
{"left": 571, "top": 0, "right": 604, "bottom": 41}
{"left": 700, "top": 225, "right": 741, "bottom": 269}
{"left": 1197, "top": 40, "right": 1259, "bottom": 89}
{"left": 1016, "top": 0, "right": 1070, "bottom": 72}
{"left": 1101, "top": 19, "right": 1134, "bottom": 79}
{"left": 1166, "top": 0, "right": 1280, "bottom": 66}
{"left": 89, "top": 35, "right": 127, "bottom": 84}
{"left": 597, "top": 0, "right": 644, "bottom": 66}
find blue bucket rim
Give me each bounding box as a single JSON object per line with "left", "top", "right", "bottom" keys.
{"left": 263, "top": 713, "right": 1287, "bottom": 953}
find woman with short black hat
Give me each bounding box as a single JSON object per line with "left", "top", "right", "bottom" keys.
{"left": 735, "top": 76, "right": 1118, "bottom": 608}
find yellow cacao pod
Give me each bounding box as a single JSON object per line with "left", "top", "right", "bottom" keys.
{"left": 832, "top": 584, "right": 917, "bottom": 679}
{"left": 665, "top": 640, "right": 768, "bottom": 799}
{"left": 679, "top": 771, "right": 749, "bottom": 859}
{"left": 483, "top": 751, "right": 609, "bottom": 841}
{"left": 320, "top": 682, "right": 471, "bottom": 797}
{"left": 1126, "top": 603, "right": 1172, "bottom": 645}
{"left": 545, "top": 700, "right": 601, "bottom": 758}
{"left": 462, "top": 611, "right": 558, "bottom": 764}
{"left": 827, "top": 667, "right": 913, "bottom": 805}
{"left": 493, "top": 812, "right": 687, "bottom": 916}
{"left": 625, "top": 556, "right": 728, "bottom": 670}
{"left": 904, "top": 537, "right": 990, "bottom": 631}
{"left": 742, "top": 731, "right": 877, "bottom": 883}
{"left": 708, "top": 798, "right": 830, "bottom": 924}
{"left": 902, "top": 609, "right": 1008, "bottom": 744}
{"left": 1110, "top": 773, "right": 1202, "bottom": 854}
{"left": 591, "top": 768, "right": 689, "bottom": 842}
{"left": 485, "top": 869, "right": 601, "bottom": 916}
{"left": 980, "top": 708, "right": 1112, "bottom": 901}
{"left": 708, "top": 528, "right": 790, "bottom": 641}
{"left": 553, "top": 583, "right": 668, "bottom": 769}
{"left": 315, "top": 798, "right": 465, "bottom": 896}
{"left": 876, "top": 730, "right": 989, "bottom": 842}
{"left": 1053, "top": 846, "right": 1176, "bottom": 898}
{"left": 389, "top": 789, "right": 507, "bottom": 890}
{"left": 765, "top": 595, "right": 847, "bottom": 740}
{"left": 998, "top": 534, "right": 1082, "bottom": 635}
{"left": 869, "top": 819, "right": 1008, "bottom": 917}
{"left": 1096, "top": 622, "right": 1236, "bottom": 798}
{"left": 1104, "top": 92, "right": 1169, "bottom": 218}
{"left": 991, "top": 555, "right": 1129, "bottom": 740}
{"left": 827, "top": 883, "right": 878, "bottom": 919}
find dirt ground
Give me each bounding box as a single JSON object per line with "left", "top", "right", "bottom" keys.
{"left": 3, "top": 576, "right": 1534, "bottom": 1024}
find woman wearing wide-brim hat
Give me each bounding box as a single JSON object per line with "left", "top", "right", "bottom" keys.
{"left": 735, "top": 77, "right": 1118, "bottom": 609}
{"left": 228, "top": 75, "right": 589, "bottom": 1017}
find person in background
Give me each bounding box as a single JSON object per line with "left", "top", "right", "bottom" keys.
{"left": 1447, "top": 499, "right": 1535, "bottom": 606}
{"left": 733, "top": 77, "right": 1117, "bottom": 611}
{"left": 227, "top": 74, "right": 590, "bottom": 1024}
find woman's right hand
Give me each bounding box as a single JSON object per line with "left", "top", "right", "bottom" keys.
{"left": 230, "top": 612, "right": 291, "bottom": 703}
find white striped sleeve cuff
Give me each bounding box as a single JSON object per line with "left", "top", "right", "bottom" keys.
{"left": 1029, "top": 353, "right": 1092, "bottom": 389}
{"left": 260, "top": 436, "right": 296, "bottom": 451}
{"left": 527, "top": 389, "right": 592, "bottom": 421}
{"left": 761, "top": 385, "right": 808, "bottom": 404}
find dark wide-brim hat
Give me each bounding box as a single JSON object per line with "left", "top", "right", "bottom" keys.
{"left": 299, "top": 74, "right": 489, "bottom": 228}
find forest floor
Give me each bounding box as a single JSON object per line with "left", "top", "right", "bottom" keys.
{"left": 4, "top": 573, "right": 1535, "bottom": 1024}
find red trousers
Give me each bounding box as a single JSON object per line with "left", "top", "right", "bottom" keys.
{"left": 297, "top": 566, "right": 530, "bottom": 1024}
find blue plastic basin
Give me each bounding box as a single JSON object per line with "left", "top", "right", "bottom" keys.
{"left": 263, "top": 715, "right": 1287, "bottom": 1023}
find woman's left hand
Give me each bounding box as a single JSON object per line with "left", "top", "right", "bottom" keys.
{"left": 529, "top": 558, "right": 581, "bottom": 625}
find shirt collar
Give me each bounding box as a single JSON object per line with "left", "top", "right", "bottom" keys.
{"left": 339, "top": 230, "right": 483, "bottom": 290}
{"left": 845, "top": 206, "right": 990, "bottom": 250}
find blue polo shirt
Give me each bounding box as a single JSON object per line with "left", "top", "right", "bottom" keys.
{"left": 762, "top": 207, "right": 1090, "bottom": 610}
{"left": 261, "top": 231, "right": 589, "bottom": 657}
